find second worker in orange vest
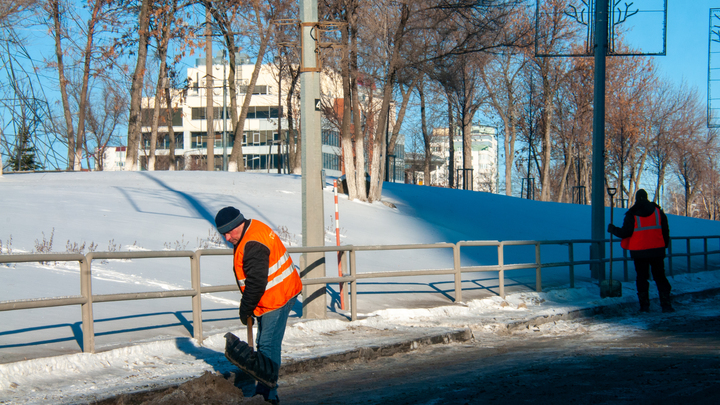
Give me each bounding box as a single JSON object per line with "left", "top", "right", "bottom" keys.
{"left": 608, "top": 189, "right": 673, "bottom": 313}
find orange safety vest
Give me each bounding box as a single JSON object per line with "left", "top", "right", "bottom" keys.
{"left": 620, "top": 208, "right": 665, "bottom": 251}
{"left": 233, "top": 220, "right": 302, "bottom": 316}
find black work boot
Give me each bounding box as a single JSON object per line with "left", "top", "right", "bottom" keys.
{"left": 660, "top": 292, "right": 675, "bottom": 313}
{"left": 638, "top": 291, "right": 650, "bottom": 313}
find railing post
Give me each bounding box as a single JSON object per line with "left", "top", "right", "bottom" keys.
{"left": 498, "top": 242, "right": 505, "bottom": 298}
{"left": 704, "top": 237, "right": 708, "bottom": 271}
{"left": 568, "top": 242, "right": 574, "bottom": 288}
{"left": 81, "top": 254, "right": 95, "bottom": 354}
{"left": 191, "top": 252, "right": 203, "bottom": 344}
{"left": 341, "top": 250, "right": 349, "bottom": 309}
{"left": 535, "top": 242, "right": 542, "bottom": 292}
{"left": 350, "top": 248, "right": 357, "bottom": 321}
{"left": 453, "top": 243, "right": 462, "bottom": 303}
{"left": 687, "top": 238, "right": 692, "bottom": 273}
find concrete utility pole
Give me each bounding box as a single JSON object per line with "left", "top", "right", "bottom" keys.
{"left": 590, "top": 0, "right": 609, "bottom": 281}
{"left": 299, "top": 0, "right": 326, "bottom": 319}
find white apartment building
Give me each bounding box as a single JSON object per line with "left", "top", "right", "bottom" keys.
{"left": 428, "top": 125, "right": 498, "bottom": 192}
{"left": 102, "top": 53, "right": 342, "bottom": 176}
{"left": 102, "top": 53, "right": 405, "bottom": 182}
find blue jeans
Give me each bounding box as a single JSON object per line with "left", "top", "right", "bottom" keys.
{"left": 255, "top": 295, "right": 297, "bottom": 400}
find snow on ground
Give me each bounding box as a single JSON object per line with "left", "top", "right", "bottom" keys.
{"left": 2, "top": 171, "right": 720, "bottom": 404}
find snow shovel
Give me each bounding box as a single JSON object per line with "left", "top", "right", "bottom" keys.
{"left": 224, "top": 316, "right": 279, "bottom": 388}
{"left": 600, "top": 187, "right": 622, "bottom": 298}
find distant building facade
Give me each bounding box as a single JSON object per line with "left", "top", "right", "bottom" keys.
{"left": 101, "top": 54, "right": 342, "bottom": 176}
{"left": 428, "top": 125, "right": 498, "bottom": 192}
{"left": 102, "top": 53, "right": 404, "bottom": 181}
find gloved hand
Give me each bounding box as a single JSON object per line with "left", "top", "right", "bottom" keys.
{"left": 607, "top": 224, "right": 616, "bottom": 233}
{"left": 239, "top": 307, "right": 252, "bottom": 325}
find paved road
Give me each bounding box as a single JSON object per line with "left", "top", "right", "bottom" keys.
{"left": 280, "top": 293, "right": 720, "bottom": 405}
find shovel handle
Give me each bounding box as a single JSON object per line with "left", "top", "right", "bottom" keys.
{"left": 247, "top": 316, "right": 254, "bottom": 349}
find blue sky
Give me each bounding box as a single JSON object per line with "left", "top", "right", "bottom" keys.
{"left": 3, "top": 1, "right": 716, "bottom": 171}
{"left": 651, "top": 0, "right": 715, "bottom": 99}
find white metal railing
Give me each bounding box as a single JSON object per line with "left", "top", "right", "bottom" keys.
{"left": 1, "top": 235, "right": 719, "bottom": 354}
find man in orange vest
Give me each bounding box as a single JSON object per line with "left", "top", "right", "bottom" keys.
{"left": 607, "top": 189, "right": 673, "bottom": 313}
{"left": 216, "top": 206, "right": 302, "bottom": 404}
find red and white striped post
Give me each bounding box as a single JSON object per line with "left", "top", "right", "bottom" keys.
{"left": 334, "top": 179, "right": 345, "bottom": 310}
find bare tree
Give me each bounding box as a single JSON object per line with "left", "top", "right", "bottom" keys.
{"left": 44, "top": 0, "right": 122, "bottom": 171}
{"left": 669, "top": 100, "right": 709, "bottom": 216}
{"left": 553, "top": 55, "right": 593, "bottom": 203}
{"left": 125, "top": 0, "right": 152, "bottom": 171}
{"left": 604, "top": 53, "right": 655, "bottom": 202}
{"left": 85, "top": 78, "right": 128, "bottom": 170}
{"left": 646, "top": 82, "right": 699, "bottom": 204}
{"left": 146, "top": 0, "right": 181, "bottom": 171}
{"left": 207, "top": 0, "right": 277, "bottom": 172}
{"left": 0, "top": 0, "right": 37, "bottom": 26}
{"left": 481, "top": 51, "right": 528, "bottom": 196}
{"left": 529, "top": 0, "right": 582, "bottom": 201}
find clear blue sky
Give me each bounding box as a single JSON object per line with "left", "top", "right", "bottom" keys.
{"left": 651, "top": 0, "right": 716, "bottom": 100}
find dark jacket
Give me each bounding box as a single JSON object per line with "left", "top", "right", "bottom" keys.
{"left": 610, "top": 199, "right": 670, "bottom": 259}
{"left": 233, "top": 220, "right": 270, "bottom": 318}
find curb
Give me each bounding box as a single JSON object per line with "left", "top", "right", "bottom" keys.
{"left": 280, "top": 328, "right": 473, "bottom": 375}
{"left": 279, "top": 287, "right": 720, "bottom": 376}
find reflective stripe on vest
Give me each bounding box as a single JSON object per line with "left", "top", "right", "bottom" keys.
{"left": 620, "top": 208, "right": 665, "bottom": 250}
{"left": 233, "top": 220, "right": 303, "bottom": 316}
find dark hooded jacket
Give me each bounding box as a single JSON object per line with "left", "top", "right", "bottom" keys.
{"left": 610, "top": 198, "right": 670, "bottom": 259}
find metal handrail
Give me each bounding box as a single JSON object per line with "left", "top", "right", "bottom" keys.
{"left": 1, "top": 235, "right": 719, "bottom": 354}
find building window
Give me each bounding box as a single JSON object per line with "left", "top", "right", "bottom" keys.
{"left": 190, "top": 108, "right": 229, "bottom": 120}
{"left": 323, "top": 152, "right": 340, "bottom": 171}
{"left": 238, "top": 85, "right": 269, "bottom": 95}
{"left": 322, "top": 130, "right": 340, "bottom": 147}
{"left": 141, "top": 132, "right": 184, "bottom": 150}
{"left": 141, "top": 108, "right": 183, "bottom": 126}
{"left": 242, "top": 130, "right": 278, "bottom": 146}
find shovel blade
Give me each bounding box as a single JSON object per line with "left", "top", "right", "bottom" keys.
{"left": 224, "top": 332, "right": 278, "bottom": 389}
{"left": 600, "top": 279, "right": 622, "bottom": 298}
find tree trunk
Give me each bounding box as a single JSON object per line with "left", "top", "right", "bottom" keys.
{"left": 49, "top": 0, "right": 75, "bottom": 170}
{"left": 165, "top": 87, "right": 176, "bottom": 171}
{"left": 148, "top": 0, "right": 175, "bottom": 171}
{"left": 386, "top": 78, "right": 414, "bottom": 182}
{"left": 205, "top": 4, "right": 214, "bottom": 171}
{"left": 557, "top": 145, "right": 573, "bottom": 203}
{"left": 72, "top": 0, "right": 102, "bottom": 171}
{"left": 539, "top": 86, "right": 554, "bottom": 201}
{"left": 447, "top": 91, "right": 455, "bottom": 188}
{"left": 339, "top": 29, "right": 358, "bottom": 200}
{"left": 368, "top": 3, "right": 409, "bottom": 202}
{"left": 125, "top": 0, "right": 152, "bottom": 171}
{"left": 285, "top": 66, "right": 301, "bottom": 174}
{"left": 419, "top": 81, "right": 431, "bottom": 185}
{"left": 228, "top": 0, "right": 271, "bottom": 172}
{"left": 350, "top": 13, "right": 366, "bottom": 201}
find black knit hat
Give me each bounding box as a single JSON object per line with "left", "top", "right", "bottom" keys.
{"left": 636, "top": 189, "right": 648, "bottom": 201}
{"left": 215, "top": 207, "right": 245, "bottom": 234}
